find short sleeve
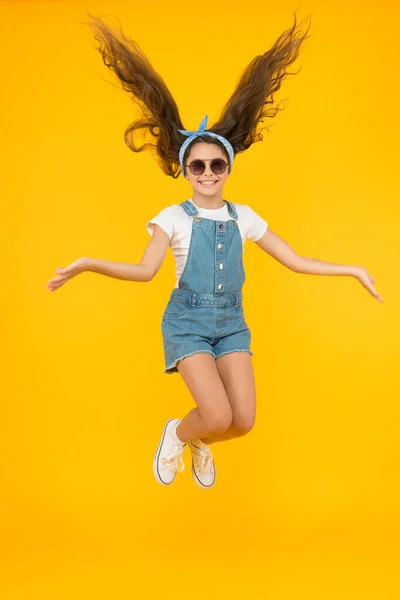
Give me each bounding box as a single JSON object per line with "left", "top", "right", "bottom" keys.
{"left": 145, "top": 205, "right": 175, "bottom": 240}
{"left": 245, "top": 206, "right": 268, "bottom": 241}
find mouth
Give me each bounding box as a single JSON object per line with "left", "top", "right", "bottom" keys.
{"left": 198, "top": 180, "right": 218, "bottom": 187}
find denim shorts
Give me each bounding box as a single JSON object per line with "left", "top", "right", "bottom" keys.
{"left": 161, "top": 289, "right": 253, "bottom": 374}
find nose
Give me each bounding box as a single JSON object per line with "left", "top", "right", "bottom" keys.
{"left": 203, "top": 164, "right": 214, "bottom": 176}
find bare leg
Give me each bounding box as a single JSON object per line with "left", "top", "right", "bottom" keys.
{"left": 201, "top": 352, "right": 256, "bottom": 445}
{"left": 175, "top": 353, "right": 233, "bottom": 444}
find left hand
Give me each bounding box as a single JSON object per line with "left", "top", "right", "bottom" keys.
{"left": 352, "top": 266, "right": 384, "bottom": 303}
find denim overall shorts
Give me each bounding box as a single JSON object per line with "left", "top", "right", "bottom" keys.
{"left": 161, "top": 199, "right": 253, "bottom": 374}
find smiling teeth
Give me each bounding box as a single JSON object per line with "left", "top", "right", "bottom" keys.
{"left": 200, "top": 181, "right": 217, "bottom": 185}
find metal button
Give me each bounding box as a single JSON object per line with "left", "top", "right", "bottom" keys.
{"left": 217, "top": 283, "right": 223, "bottom": 290}
{"left": 194, "top": 217, "right": 200, "bottom": 222}
{"left": 219, "top": 263, "right": 224, "bottom": 269}
{"left": 218, "top": 223, "right": 224, "bottom": 230}
{"left": 217, "top": 243, "right": 223, "bottom": 249}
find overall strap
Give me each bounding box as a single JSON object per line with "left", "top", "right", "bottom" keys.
{"left": 180, "top": 199, "right": 198, "bottom": 216}
{"left": 224, "top": 199, "right": 239, "bottom": 220}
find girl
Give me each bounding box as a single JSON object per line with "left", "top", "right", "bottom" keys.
{"left": 47, "top": 13, "right": 383, "bottom": 490}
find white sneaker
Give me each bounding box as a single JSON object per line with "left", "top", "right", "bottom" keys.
{"left": 153, "top": 418, "right": 186, "bottom": 485}
{"left": 188, "top": 439, "right": 216, "bottom": 489}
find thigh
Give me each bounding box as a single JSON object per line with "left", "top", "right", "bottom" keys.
{"left": 177, "top": 353, "right": 233, "bottom": 422}
{"left": 215, "top": 352, "right": 256, "bottom": 428}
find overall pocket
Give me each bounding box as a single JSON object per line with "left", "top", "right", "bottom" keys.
{"left": 161, "top": 299, "right": 191, "bottom": 324}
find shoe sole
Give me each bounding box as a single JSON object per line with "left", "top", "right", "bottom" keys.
{"left": 153, "top": 418, "right": 179, "bottom": 486}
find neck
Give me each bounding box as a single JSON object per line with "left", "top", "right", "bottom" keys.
{"left": 191, "top": 189, "right": 225, "bottom": 209}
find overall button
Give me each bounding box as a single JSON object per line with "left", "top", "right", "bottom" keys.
{"left": 194, "top": 217, "right": 200, "bottom": 222}
{"left": 217, "top": 284, "right": 223, "bottom": 290}
{"left": 219, "top": 263, "right": 224, "bottom": 269}
{"left": 218, "top": 223, "right": 224, "bottom": 230}
{"left": 217, "top": 243, "right": 223, "bottom": 249}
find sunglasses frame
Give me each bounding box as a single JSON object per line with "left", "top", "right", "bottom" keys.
{"left": 185, "top": 158, "right": 229, "bottom": 176}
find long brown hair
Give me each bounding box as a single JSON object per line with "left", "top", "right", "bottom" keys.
{"left": 87, "top": 10, "right": 312, "bottom": 178}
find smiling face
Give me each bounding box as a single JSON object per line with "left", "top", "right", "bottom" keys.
{"left": 183, "top": 141, "right": 230, "bottom": 199}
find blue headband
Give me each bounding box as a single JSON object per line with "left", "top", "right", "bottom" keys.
{"left": 178, "top": 115, "right": 234, "bottom": 175}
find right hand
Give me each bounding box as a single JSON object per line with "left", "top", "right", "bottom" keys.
{"left": 47, "top": 257, "right": 90, "bottom": 292}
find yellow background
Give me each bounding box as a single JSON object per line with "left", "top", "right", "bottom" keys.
{"left": 1, "top": 0, "right": 399, "bottom": 598}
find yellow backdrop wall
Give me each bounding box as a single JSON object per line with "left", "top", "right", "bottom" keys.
{"left": 1, "top": 1, "right": 398, "bottom": 598}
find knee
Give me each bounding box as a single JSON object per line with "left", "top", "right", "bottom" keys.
{"left": 202, "top": 409, "right": 233, "bottom": 435}
{"left": 232, "top": 414, "right": 256, "bottom": 437}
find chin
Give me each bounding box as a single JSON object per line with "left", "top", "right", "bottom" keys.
{"left": 200, "top": 188, "right": 218, "bottom": 195}
{"left": 197, "top": 184, "right": 220, "bottom": 194}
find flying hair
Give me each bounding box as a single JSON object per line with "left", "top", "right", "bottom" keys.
{"left": 86, "top": 10, "right": 312, "bottom": 178}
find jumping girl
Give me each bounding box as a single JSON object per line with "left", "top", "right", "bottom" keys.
{"left": 47, "top": 13, "right": 383, "bottom": 490}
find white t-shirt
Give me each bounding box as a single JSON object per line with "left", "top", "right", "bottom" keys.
{"left": 146, "top": 198, "right": 268, "bottom": 288}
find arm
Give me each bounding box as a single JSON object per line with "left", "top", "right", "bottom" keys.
{"left": 86, "top": 224, "right": 169, "bottom": 281}
{"left": 47, "top": 224, "right": 170, "bottom": 292}
{"left": 254, "top": 228, "right": 383, "bottom": 302}
{"left": 255, "top": 228, "right": 353, "bottom": 276}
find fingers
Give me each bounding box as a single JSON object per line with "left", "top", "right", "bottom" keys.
{"left": 47, "top": 268, "right": 69, "bottom": 292}
{"left": 359, "top": 269, "right": 383, "bottom": 303}
{"left": 47, "top": 261, "right": 81, "bottom": 292}
{"left": 369, "top": 284, "right": 383, "bottom": 303}
{"left": 47, "top": 279, "right": 63, "bottom": 291}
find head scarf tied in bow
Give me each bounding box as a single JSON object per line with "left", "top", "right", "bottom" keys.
{"left": 178, "top": 115, "right": 234, "bottom": 175}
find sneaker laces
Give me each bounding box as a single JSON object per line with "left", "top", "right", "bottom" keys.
{"left": 160, "top": 444, "right": 185, "bottom": 472}
{"left": 192, "top": 445, "right": 214, "bottom": 474}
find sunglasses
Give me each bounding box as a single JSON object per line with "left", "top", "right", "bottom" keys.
{"left": 186, "top": 158, "right": 228, "bottom": 176}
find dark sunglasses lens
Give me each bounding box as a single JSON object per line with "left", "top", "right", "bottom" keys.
{"left": 211, "top": 159, "right": 226, "bottom": 174}
{"left": 190, "top": 160, "right": 205, "bottom": 175}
